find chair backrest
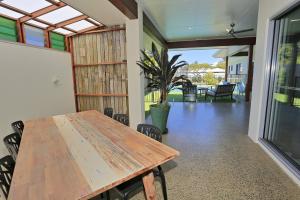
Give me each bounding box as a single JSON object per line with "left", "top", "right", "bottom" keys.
{"left": 104, "top": 107, "right": 113, "bottom": 118}
{"left": 137, "top": 124, "right": 162, "bottom": 142}
{"left": 0, "top": 155, "right": 15, "bottom": 199}
{"left": 3, "top": 133, "right": 21, "bottom": 161}
{"left": 113, "top": 114, "right": 129, "bottom": 126}
{"left": 236, "top": 82, "right": 245, "bottom": 93}
{"left": 183, "top": 85, "right": 197, "bottom": 95}
{"left": 11, "top": 121, "right": 24, "bottom": 136}
{"left": 215, "top": 84, "right": 236, "bottom": 94}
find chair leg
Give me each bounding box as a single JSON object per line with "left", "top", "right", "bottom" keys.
{"left": 106, "top": 191, "right": 110, "bottom": 200}
{"left": 157, "top": 166, "right": 168, "bottom": 200}
{"left": 160, "top": 173, "right": 168, "bottom": 200}
{"left": 123, "top": 194, "right": 129, "bottom": 200}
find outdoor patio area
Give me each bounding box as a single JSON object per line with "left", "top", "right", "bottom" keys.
{"left": 124, "top": 102, "right": 300, "bottom": 200}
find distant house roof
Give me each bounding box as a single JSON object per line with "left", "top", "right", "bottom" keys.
{"left": 210, "top": 68, "right": 225, "bottom": 73}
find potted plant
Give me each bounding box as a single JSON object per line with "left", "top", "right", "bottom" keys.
{"left": 137, "top": 43, "right": 190, "bottom": 133}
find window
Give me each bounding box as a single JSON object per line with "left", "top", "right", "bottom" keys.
{"left": 0, "top": 16, "right": 18, "bottom": 42}
{"left": 236, "top": 63, "right": 243, "bottom": 74}
{"left": 24, "top": 25, "right": 45, "bottom": 47}
{"left": 50, "top": 32, "right": 65, "bottom": 51}
{"left": 263, "top": 4, "right": 300, "bottom": 172}
{"left": 0, "top": 0, "right": 104, "bottom": 50}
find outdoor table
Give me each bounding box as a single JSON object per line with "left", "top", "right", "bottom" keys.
{"left": 8, "top": 110, "right": 179, "bottom": 200}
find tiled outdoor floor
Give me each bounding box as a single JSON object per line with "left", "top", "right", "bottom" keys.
{"left": 111, "top": 102, "right": 300, "bottom": 200}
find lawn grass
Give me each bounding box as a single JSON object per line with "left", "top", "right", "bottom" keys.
{"left": 144, "top": 90, "right": 236, "bottom": 116}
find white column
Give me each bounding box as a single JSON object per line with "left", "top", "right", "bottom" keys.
{"left": 126, "top": 1, "right": 145, "bottom": 128}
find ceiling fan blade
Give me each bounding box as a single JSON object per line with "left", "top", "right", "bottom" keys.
{"left": 231, "top": 33, "right": 237, "bottom": 38}
{"left": 233, "top": 28, "right": 254, "bottom": 34}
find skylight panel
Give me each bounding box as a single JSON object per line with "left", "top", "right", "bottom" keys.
{"left": 37, "top": 6, "right": 82, "bottom": 24}
{"left": 65, "top": 20, "right": 94, "bottom": 31}
{"left": 88, "top": 18, "right": 102, "bottom": 26}
{"left": 0, "top": 6, "right": 24, "bottom": 18}
{"left": 53, "top": 28, "right": 73, "bottom": 35}
{"left": 27, "top": 20, "right": 48, "bottom": 28}
{"left": 2, "top": 0, "right": 52, "bottom": 13}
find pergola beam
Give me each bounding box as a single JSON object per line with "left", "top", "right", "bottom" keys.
{"left": 0, "top": 0, "right": 104, "bottom": 39}
{"left": 108, "top": 0, "right": 137, "bottom": 19}
{"left": 85, "top": 18, "right": 102, "bottom": 26}
{"left": 47, "top": 15, "right": 88, "bottom": 31}
{"left": 44, "top": 0, "right": 61, "bottom": 6}
{"left": 67, "top": 26, "right": 99, "bottom": 37}
{"left": 19, "top": 2, "right": 65, "bottom": 23}
{"left": 167, "top": 37, "right": 256, "bottom": 49}
{"left": 0, "top": 2, "right": 31, "bottom": 16}
{"left": 245, "top": 45, "right": 254, "bottom": 102}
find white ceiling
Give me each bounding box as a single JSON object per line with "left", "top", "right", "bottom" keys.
{"left": 63, "top": 0, "right": 127, "bottom": 26}
{"left": 213, "top": 46, "right": 249, "bottom": 58}
{"left": 143, "top": 0, "right": 259, "bottom": 41}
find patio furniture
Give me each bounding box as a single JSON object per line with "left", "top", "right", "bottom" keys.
{"left": 113, "top": 114, "right": 129, "bottom": 126}
{"left": 198, "top": 87, "right": 209, "bottom": 96}
{"left": 3, "top": 133, "right": 21, "bottom": 161}
{"left": 8, "top": 110, "right": 179, "bottom": 200}
{"left": 182, "top": 84, "right": 198, "bottom": 102}
{"left": 113, "top": 124, "right": 168, "bottom": 200}
{"left": 205, "top": 84, "right": 236, "bottom": 101}
{"left": 104, "top": 107, "right": 113, "bottom": 118}
{"left": 11, "top": 121, "right": 24, "bottom": 136}
{"left": 236, "top": 82, "right": 246, "bottom": 95}
{"left": 0, "top": 155, "right": 15, "bottom": 199}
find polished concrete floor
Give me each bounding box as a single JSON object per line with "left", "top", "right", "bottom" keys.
{"left": 114, "top": 102, "right": 300, "bottom": 200}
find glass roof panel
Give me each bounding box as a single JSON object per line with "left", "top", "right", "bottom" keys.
{"left": 0, "top": 6, "right": 24, "bottom": 18}
{"left": 53, "top": 28, "right": 73, "bottom": 35}
{"left": 65, "top": 20, "right": 94, "bottom": 31}
{"left": 27, "top": 20, "right": 48, "bottom": 28}
{"left": 2, "top": 0, "right": 52, "bottom": 13}
{"left": 37, "top": 6, "right": 82, "bottom": 24}
{"left": 88, "top": 18, "right": 102, "bottom": 26}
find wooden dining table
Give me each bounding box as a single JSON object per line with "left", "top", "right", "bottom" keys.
{"left": 8, "top": 110, "right": 179, "bottom": 200}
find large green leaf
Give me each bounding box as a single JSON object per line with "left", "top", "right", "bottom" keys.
{"left": 137, "top": 42, "right": 189, "bottom": 102}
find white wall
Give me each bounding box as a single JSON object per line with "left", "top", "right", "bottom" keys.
{"left": 248, "top": 0, "right": 300, "bottom": 185}
{"left": 143, "top": 30, "right": 163, "bottom": 52}
{"left": 126, "top": 1, "right": 145, "bottom": 129}
{"left": 248, "top": 0, "right": 298, "bottom": 142}
{"left": 228, "top": 56, "right": 249, "bottom": 75}
{"left": 0, "top": 41, "right": 76, "bottom": 156}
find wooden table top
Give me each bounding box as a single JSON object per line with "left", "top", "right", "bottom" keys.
{"left": 8, "top": 110, "right": 179, "bottom": 200}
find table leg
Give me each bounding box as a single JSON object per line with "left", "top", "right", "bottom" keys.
{"left": 142, "top": 171, "right": 157, "bottom": 200}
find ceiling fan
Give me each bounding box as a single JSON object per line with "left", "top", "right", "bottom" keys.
{"left": 226, "top": 23, "right": 254, "bottom": 38}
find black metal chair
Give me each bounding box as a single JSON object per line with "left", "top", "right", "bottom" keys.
{"left": 3, "top": 133, "right": 21, "bottom": 161}
{"left": 112, "top": 124, "right": 168, "bottom": 200}
{"left": 113, "top": 114, "right": 129, "bottom": 126}
{"left": 104, "top": 107, "right": 113, "bottom": 118}
{"left": 137, "top": 124, "right": 162, "bottom": 142}
{"left": 0, "top": 155, "right": 15, "bottom": 199}
{"left": 11, "top": 121, "right": 24, "bottom": 136}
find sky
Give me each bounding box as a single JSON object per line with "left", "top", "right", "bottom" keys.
{"left": 168, "top": 49, "right": 223, "bottom": 66}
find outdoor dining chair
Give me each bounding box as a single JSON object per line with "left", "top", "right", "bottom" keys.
{"left": 11, "top": 121, "right": 24, "bottom": 136}
{"left": 0, "top": 155, "right": 15, "bottom": 199}
{"left": 112, "top": 124, "right": 168, "bottom": 200}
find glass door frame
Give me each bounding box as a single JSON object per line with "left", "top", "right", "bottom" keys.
{"left": 262, "top": 2, "right": 300, "bottom": 174}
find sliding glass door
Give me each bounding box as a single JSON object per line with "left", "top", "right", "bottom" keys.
{"left": 264, "top": 5, "right": 300, "bottom": 170}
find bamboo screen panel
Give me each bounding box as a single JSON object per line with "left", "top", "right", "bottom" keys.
{"left": 72, "top": 29, "right": 128, "bottom": 114}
